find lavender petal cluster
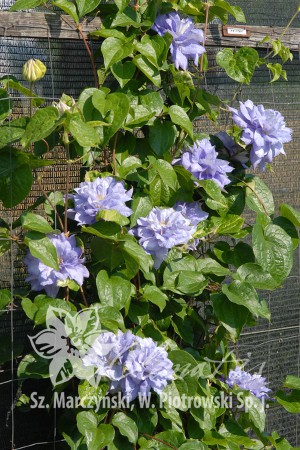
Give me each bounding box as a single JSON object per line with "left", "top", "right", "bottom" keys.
{"left": 174, "top": 201, "right": 208, "bottom": 225}
{"left": 226, "top": 367, "right": 271, "bottom": 400}
{"left": 68, "top": 177, "right": 133, "bottom": 226}
{"left": 152, "top": 12, "right": 205, "bottom": 71}
{"left": 24, "top": 233, "right": 89, "bottom": 298}
{"left": 133, "top": 204, "right": 207, "bottom": 268}
{"left": 229, "top": 100, "right": 292, "bottom": 171}
{"left": 82, "top": 330, "right": 174, "bottom": 401}
{"left": 173, "top": 138, "right": 234, "bottom": 189}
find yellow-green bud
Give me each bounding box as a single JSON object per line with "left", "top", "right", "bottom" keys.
{"left": 22, "top": 59, "right": 47, "bottom": 83}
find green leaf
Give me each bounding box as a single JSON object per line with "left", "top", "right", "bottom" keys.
{"left": 216, "top": 47, "right": 259, "bottom": 84}
{"left": 96, "top": 270, "right": 133, "bottom": 310}
{"left": 68, "top": 114, "right": 100, "bottom": 147}
{"left": 273, "top": 216, "right": 299, "bottom": 249}
{"left": 243, "top": 176, "right": 275, "bottom": 216}
{"left": 130, "top": 194, "right": 152, "bottom": 227}
{"left": 0, "top": 290, "right": 11, "bottom": 315}
{"left": 97, "top": 209, "right": 129, "bottom": 226}
{"left": 121, "top": 240, "right": 153, "bottom": 277}
{"left": 212, "top": 293, "right": 249, "bottom": 341}
{"left": 91, "top": 237, "right": 124, "bottom": 271}
{"left": 110, "top": 7, "right": 145, "bottom": 28}
{"left": 52, "top": 0, "right": 79, "bottom": 23}
{"left": 210, "top": 215, "right": 244, "bottom": 235}
{"left": 139, "top": 91, "right": 164, "bottom": 115}
{"left": 143, "top": 285, "right": 168, "bottom": 312}
{"left": 93, "top": 91, "right": 130, "bottom": 144}
{"left": 218, "top": 420, "right": 256, "bottom": 447}
{"left": 276, "top": 390, "right": 300, "bottom": 413}
{"left": 149, "top": 120, "right": 178, "bottom": 156}
{"left": 149, "top": 157, "right": 178, "bottom": 190}
{"left": 140, "top": 431, "right": 185, "bottom": 449}
{"left": 112, "top": 412, "right": 138, "bottom": 444}
{"left": 10, "top": 0, "right": 45, "bottom": 11}
{"left": 222, "top": 280, "right": 270, "bottom": 319}
{"left": 283, "top": 375, "right": 300, "bottom": 390}
{"left": 214, "top": 241, "right": 255, "bottom": 268}
{"left": 200, "top": 181, "right": 228, "bottom": 212}
{"left": 76, "top": 0, "right": 101, "bottom": 16}
{"left": 111, "top": 61, "right": 136, "bottom": 88}
{"left": 101, "top": 38, "right": 133, "bottom": 71}
{"left": 252, "top": 222, "right": 294, "bottom": 284}
{"left": 196, "top": 258, "right": 230, "bottom": 277}
{"left": 169, "top": 349, "right": 210, "bottom": 379}
{"left": 21, "top": 107, "right": 59, "bottom": 148}
{"left": 82, "top": 221, "right": 121, "bottom": 240}
{"left": 176, "top": 271, "right": 208, "bottom": 296}
{"left": 169, "top": 105, "right": 194, "bottom": 138}
{"left": 236, "top": 263, "right": 278, "bottom": 290}
{"left": 24, "top": 232, "right": 59, "bottom": 271}
{"left": 280, "top": 203, "right": 300, "bottom": 227}
{"left": 76, "top": 410, "right": 98, "bottom": 439}
{"left": 212, "top": 0, "right": 246, "bottom": 22}
{"left": 179, "top": 441, "right": 208, "bottom": 450}
{"left": 149, "top": 176, "right": 172, "bottom": 206}
{"left": 132, "top": 54, "right": 161, "bottom": 87}
{"left": 77, "top": 411, "right": 115, "bottom": 449}
{"left": 97, "top": 305, "right": 125, "bottom": 332}
{"left": 114, "top": 0, "right": 130, "bottom": 12}
{"left": 0, "top": 76, "right": 44, "bottom": 107}
{"left": 21, "top": 295, "right": 76, "bottom": 325}
{"left": 0, "top": 88, "right": 11, "bottom": 120}
{"left": 78, "top": 380, "right": 108, "bottom": 408}
{"left": 17, "top": 353, "right": 49, "bottom": 379}
{"left": 0, "top": 150, "right": 33, "bottom": 208}
{"left": 118, "top": 156, "right": 142, "bottom": 178}
{"left": 267, "top": 63, "right": 286, "bottom": 82}
{"left": 135, "top": 34, "right": 167, "bottom": 68}
{"left": 244, "top": 393, "right": 266, "bottom": 431}
{"left": 21, "top": 212, "right": 53, "bottom": 234}
{"left": 0, "top": 117, "right": 29, "bottom": 149}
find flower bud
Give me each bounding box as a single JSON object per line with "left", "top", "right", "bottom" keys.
{"left": 22, "top": 59, "right": 46, "bottom": 83}
{"left": 53, "top": 94, "right": 75, "bottom": 116}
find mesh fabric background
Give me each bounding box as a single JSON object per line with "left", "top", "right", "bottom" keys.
{"left": 0, "top": 0, "right": 299, "bottom": 447}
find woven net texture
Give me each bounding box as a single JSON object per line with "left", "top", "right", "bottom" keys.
{"left": 0, "top": 0, "right": 299, "bottom": 448}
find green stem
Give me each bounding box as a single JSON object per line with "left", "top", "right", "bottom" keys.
{"left": 29, "top": 81, "right": 34, "bottom": 118}
{"left": 279, "top": 4, "right": 300, "bottom": 39}
{"left": 63, "top": 133, "right": 71, "bottom": 234}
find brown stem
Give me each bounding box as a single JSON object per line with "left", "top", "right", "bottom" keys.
{"left": 34, "top": 171, "right": 65, "bottom": 231}
{"left": 77, "top": 24, "right": 99, "bottom": 88}
{"left": 142, "top": 434, "right": 177, "bottom": 450}
{"left": 80, "top": 287, "right": 89, "bottom": 308}
{"left": 133, "top": 0, "right": 139, "bottom": 12}
{"left": 41, "top": 138, "right": 50, "bottom": 153}
{"left": 238, "top": 179, "right": 269, "bottom": 215}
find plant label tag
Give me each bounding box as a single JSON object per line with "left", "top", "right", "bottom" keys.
{"left": 222, "top": 26, "right": 250, "bottom": 37}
